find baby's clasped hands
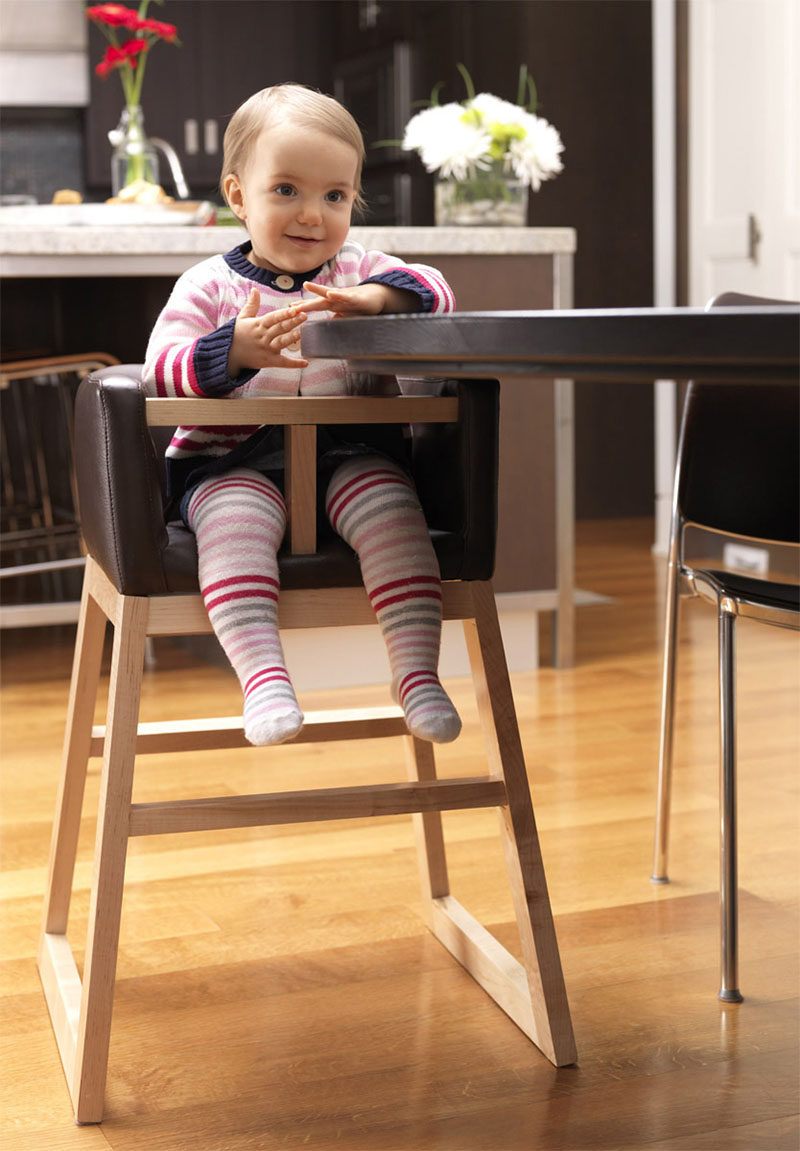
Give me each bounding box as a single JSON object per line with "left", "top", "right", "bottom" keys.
{"left": 229, "top": 288, "right": 309, "bottom": 374}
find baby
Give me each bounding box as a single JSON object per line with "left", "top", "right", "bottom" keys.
{"left": 143, "top": 83, "right": 461, "bottom": 747}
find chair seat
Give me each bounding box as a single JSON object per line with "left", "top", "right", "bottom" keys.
{"left": 160, "top": 522, "right": 481, "bottom": 595}
{"left": 687, "top": 565, "right": 800, "bottom": 616}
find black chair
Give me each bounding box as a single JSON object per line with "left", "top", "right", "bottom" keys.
{"left": 38, "top": 367, "right": 576, "bottom": 1123}
{"left": 651, "top": 292, "right": 800, "bottom": 1002}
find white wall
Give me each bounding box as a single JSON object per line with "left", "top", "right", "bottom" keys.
{"left": 0, "top": 0, "right": 88, "bottom": 105}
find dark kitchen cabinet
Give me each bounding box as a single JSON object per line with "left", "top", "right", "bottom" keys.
{"left": 85, "top": 1, "right": 336, "bottom": 197}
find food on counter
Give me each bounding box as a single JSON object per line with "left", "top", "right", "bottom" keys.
{"left": 106, "top": 178, "right": 174, "bottom": 206}
{"left": 52, "top": 189, "right": 82, "bottom": 204}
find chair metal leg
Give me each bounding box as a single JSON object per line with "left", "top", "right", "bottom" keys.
{"left": 652, "top": 557, "right": 682, "bottom": 883}
{"left": 718, "top": 604, "right": 743, "bottom": 1003}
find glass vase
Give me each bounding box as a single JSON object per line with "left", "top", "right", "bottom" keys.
{"left": 108, "top": 105, "right": 160, "bottom": 196}
{"left": 434, "top": 162, "right": 529, "bottom": 227}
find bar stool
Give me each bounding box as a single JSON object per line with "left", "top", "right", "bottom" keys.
{"left": 0, "top": 352, "right": 119, "bottom": 627}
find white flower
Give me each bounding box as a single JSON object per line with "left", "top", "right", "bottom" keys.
{"left": 402, "top": 102, "right": 492, "bottom": 181}
{"left": 508, "top": 114, "right": 564, "bottom": 190}
{"left": 470, "top": 92, "right": 528, "bottom": 128}
{"left": 401, "top": 84, "right": 564, "bottom": 190}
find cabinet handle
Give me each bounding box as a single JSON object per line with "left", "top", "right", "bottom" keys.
{"left": 204, "top": 119, "right": 219, "bottom": 155}
{"left": 748, "top": 213, "right": 762, "bottom": 264}
{"left": 184, "top": 119, "right": 199, "bottom": 155}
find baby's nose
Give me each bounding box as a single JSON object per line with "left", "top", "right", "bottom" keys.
{"left": 297, "top": 198, "right": 322, "bottom": 224}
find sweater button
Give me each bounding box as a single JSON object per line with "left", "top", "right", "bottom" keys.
{"left": 275, "top": 274, "right": 294, "bottom": 290}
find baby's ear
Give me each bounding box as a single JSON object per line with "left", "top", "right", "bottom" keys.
{"left": 223, "top": 174, "right": 247, "bottom": 222}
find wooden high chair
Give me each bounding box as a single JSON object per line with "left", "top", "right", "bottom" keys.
{"left": 38, "top": 366, "right": 576, "bottom": 1123}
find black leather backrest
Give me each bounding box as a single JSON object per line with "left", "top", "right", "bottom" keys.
{"left": 75, "top": 369, "right": 500, "bottom": 594}
{"left": 411, "top": 378, "right": 499, "bottom": 580}
{"left": 75, "top": 366, "right": 172, "bottom": 594}
{"left": 678, "top": 381, "right": 799, "bottom": 543}
{"left": 677, "top": 293, "right": 800, "bottom": 545}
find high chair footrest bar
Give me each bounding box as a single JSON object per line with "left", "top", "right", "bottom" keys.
{"left": 89, "top": 706, "right": 411, "bottom": 757}
{"left": 129, "top": 777, "right": 508, "bottom": 835}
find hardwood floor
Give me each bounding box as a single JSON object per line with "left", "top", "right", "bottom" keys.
{"left": 1, "top": 518, "right": 798, "bottom": 1150}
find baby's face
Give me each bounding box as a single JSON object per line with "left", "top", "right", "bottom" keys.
{"left": 225, "top": 122, "right": 359, "bottom": 274}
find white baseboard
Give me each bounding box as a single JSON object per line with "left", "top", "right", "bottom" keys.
{"left": 281, "top": 588, "right": 610, "bottom": 691}
{"left": 158, "top": 586, "right": 611, "bottom": 690}
{"left": 282, "top": 599, "right": 540, "bottom": 691}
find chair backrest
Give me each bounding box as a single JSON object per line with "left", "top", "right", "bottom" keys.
{"left": 675, "top": 294, "right": 800, "bottom": 546}
{"left": 74, "top": 368, "right": 500, "bottom": 596}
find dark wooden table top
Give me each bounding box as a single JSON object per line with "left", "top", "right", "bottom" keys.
{"left": 302, "top": 305, "right": 800, "bottom": 383}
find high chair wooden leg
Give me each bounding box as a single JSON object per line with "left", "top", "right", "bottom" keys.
{"left": 404, "top": 735, "right": 450, "bottom": 917}
{"left": 404, "top": 582, "right": 575, "bottom": 1068}
{"left": 463, "top": 581, "right": 576, "bottom": 1067}
{"left": 38, "top": 575, "right": 149, "bottom": 1124}
{"left": 72, "top": 592, "right": 148, "bottom": 1122}
{"left": 40, "top": 576, "right": 106, "bottom": 938}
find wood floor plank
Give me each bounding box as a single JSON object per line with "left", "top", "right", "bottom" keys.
{"left": 1, "top": 518, "right": 797, "bottom": 1147}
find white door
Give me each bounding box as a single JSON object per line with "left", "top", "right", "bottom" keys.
{"left": 689, "top": 0, "right": 800, "bottom": 304}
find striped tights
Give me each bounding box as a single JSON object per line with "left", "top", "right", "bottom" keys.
{"left": 186, "top": 458, "right": 460, "bottom": 747}
{"left": 326, "top": 456, "right": 460, "bottom": 743}
{"left": 186, "top": 469, "right": 303, "bottom": 746}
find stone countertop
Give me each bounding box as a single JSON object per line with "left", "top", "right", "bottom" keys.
{"left": 0, "top": 222, "right": 576, "bottom": 278}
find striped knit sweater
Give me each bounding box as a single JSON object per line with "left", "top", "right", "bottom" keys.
{"left": 143, "top": 239, "right": 455, "bottom": 474}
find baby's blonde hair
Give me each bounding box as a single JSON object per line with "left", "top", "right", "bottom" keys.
{"left": 221, "top": 84, "right": 366, "bottom": 213}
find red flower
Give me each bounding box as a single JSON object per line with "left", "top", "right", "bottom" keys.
{"left": 136, "top": 17, "right": 179, "bottom": 42}
{"left": 86, "top": 4, "right": 178, "bottom": 43}
{"left": 86, "top": 3, "right": 140, "bottom": 29}
{"left": 95, "top": 38, "right": 149, "bottom": 77}
{"left": 88, "top": 2, "right": 179, "bottom": 101}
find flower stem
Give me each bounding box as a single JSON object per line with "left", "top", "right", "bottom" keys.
{"left": 456, "top": 62, "right": 476, "bottom": 102}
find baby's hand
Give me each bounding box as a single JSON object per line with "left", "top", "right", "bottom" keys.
{"left": 228, "top": 288, "right": 308, "bottom": 376}
{"left": 300, "top": 281, "right": 418, "bottom": 316}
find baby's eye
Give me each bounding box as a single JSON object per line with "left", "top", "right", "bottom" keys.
{"left": 325, "top": 190, "right": 346, "bottom": 203}
{"left": 275, "top": 184, "right": 295, "bottom": 197}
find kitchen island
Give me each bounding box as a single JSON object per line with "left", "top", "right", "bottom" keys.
{"left": 0, "top": 221, "right": 577, "bottom": 663}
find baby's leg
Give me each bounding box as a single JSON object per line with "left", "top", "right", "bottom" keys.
{"left": 186, "top": 468, "right": 303, "bottom": 746}
{"left": 326, "top": 456, "right": 461, "bottom": 743}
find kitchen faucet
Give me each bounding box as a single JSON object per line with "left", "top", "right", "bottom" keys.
{"left": 150, "top": 137, "right": 191, "bottom": 200}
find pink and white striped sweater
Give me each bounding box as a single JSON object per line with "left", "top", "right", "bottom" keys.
{"left": 143, "top": 239, "right": 455, "bottom": 470}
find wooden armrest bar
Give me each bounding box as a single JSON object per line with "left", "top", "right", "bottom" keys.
{"left": 144, "top": 395, "right": 458, "bottom": 426}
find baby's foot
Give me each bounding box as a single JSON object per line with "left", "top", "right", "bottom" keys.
{"left": 243, "top": 667, "right": 304, "bottom": 746}
{"left": 393, "top": 670, "right": 461, "bottom": 743}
